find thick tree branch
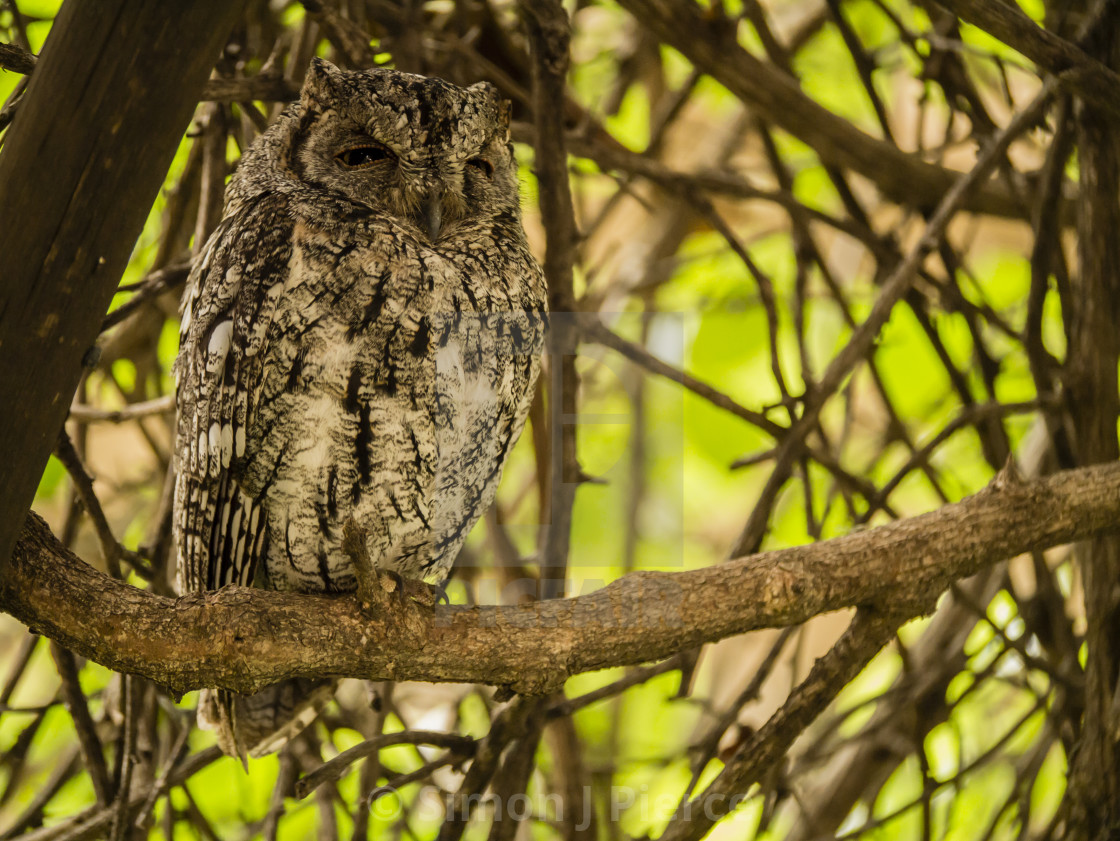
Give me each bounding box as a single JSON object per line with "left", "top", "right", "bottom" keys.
{"left": 1062, "top": 3, "right": 1120, "bottom": 831}
{"left": 3, "top": 463, "right": 1120, "bottom": 698}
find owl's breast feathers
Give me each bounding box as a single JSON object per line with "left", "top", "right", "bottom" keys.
{"left": 175, "top": 189, "right": 546, "bottom": 599}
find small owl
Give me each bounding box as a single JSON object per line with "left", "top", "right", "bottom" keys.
{"left": 173, "top": 59, "right": 547, "bottom": 760}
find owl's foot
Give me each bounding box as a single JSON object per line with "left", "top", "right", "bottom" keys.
{"left": 374, "top": 567, "right": 405, "bottom": 599}
{"left": 374, "top": 569, "right": 446, "bottom": 607}
{"left": 406, "top": 578, "right": 448, "bottom": 607}
{"left": 342, "top": 518, "right": 388, "bottom": 612}
{"left": 342, "top": 519, "right": 443, "bottom": 612}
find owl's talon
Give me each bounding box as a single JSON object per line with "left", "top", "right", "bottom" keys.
{"left": 377, "top": 568, "right": 404, "bottom": 595}
{"left": 397, "top": 577, "right": 440, "bottom": 608}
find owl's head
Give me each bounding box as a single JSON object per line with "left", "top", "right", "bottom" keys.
{"left": 289, "top": 59, "right": 519, "bottom": 242}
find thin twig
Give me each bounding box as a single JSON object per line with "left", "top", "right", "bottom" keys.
{"left": 131, "top": 719, "right": 192, "bottom": 833}
{"left": 730, "top": 77, "right": 1059, "bottom": 557}
{"left": 548, "top": 653, "right": 687, "bottom": 717}
{"left": 68, "top": 395, "right": 174, "bottom": 424}
{"left": 295, "top": 731, "right": 477, "bottom": 799}
{"left": 7, "top": 747, "right": 222, "bottom": 841}
{"left": 53, "top": 430, "right": 124, "bottom": 580}
{"left": 99, "top": 262, "right": 190, "bottom": 334}
{"left": 659, "top": 609, "right": 905, "bottom": 841}
{"left": 50, "top": 643, "right": 113, "bottom": 806}
{"left": 437, "top": 696, "right": 537, "bottom": 841}
{"left": 0, "top": 633, "right": 38, "bottom": 707}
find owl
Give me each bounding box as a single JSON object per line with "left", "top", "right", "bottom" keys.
{"left": 173, "top": 59, "right": 547, "bottom": 761}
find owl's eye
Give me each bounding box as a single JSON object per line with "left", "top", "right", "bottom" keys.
{"left": 336, "top": 145, "right": 394, "bottom": 169}
{"left": 467, "top": 157, "right": 494, "bottom": 179}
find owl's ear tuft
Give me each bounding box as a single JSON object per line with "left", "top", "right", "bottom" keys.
{"left": 469, "top": 81, "right": 510, "bottom": 135}
{"left": 302, "top": 58, "right": 343, "bottom": 109}
{"left": 469, "top": 81, "right": 499, "bottom": 107}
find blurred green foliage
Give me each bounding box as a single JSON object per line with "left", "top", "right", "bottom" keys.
{"left": 0, "top": 0, "right": 1076, "bottom": 837}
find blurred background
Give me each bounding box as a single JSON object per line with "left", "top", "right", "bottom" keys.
{"left": 0, "top": 0, "right": 1097, "bottom": 838}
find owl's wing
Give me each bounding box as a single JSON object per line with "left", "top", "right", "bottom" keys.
{"left": 174, "top": 192, "right": 293, "bottom": 594}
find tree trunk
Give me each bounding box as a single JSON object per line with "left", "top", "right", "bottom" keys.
{"left": 0, "top": 0, "right": 248, "bottom": 573}
{"left": 1063, "top": 3, "right": 1120, "bottom": 834}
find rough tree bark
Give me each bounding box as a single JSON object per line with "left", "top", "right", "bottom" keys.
{"left": 4, "top": 462, "right": 1120, "bottom": 698}
{"left": 0, "top": 0, "right": 248, "bottom": 574}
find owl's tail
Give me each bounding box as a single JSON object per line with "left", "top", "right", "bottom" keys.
{"left": 198, "top": 680, "right": 336, "bottom": 767}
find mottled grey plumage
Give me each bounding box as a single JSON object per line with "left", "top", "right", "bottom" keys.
{"left": 173, "top": 59, "right": 546, "bottom": 760}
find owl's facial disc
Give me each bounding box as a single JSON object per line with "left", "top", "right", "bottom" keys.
{"left": 291, "top": 63, "right": 517, "bottom": 242}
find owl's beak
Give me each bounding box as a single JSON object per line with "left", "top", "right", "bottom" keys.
{"left": 424, "top": 192, "right": 443, "bottom": 241}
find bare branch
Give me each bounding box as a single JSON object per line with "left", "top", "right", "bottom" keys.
{"left": 3, "top": 462, "right": 1120, "bottom": 698}
{"left": 935, "top": 0, "right": 1120, "bottom": 120}
{"left": 10, "top": 747, "right": 223, "bottom": 841}
{"left": 661, "top": 609, "right": 904, "bottom": 841}
{"left": 730, "top": 77, "right": 1057, "bottom": 556}
{"left": 201, "top": 74, "right": 299, "bottom": 103}
{"left": 294, "top": 731, "right": 476, "bottom": 799}
{"left": 0, "top": 42, "right": 35, "bottom": 74}
{"left": 522, "top": 0, "right": 581, "bottom": 600}
{"left": 68, "top": 395, "right": 174, "bottom": 425}
{"left": 49, "top": 643, "right": 113, "bottom": 806}
{"left": 614, "top": 0, "right": 1051, "bottom": 220}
